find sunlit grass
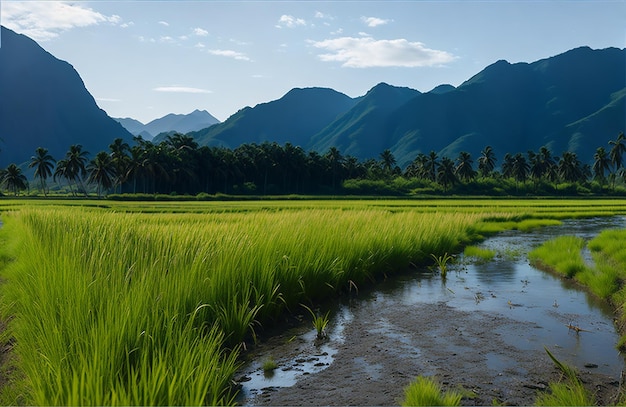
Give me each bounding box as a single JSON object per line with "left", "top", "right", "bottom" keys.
{"left": 463, "top": 246, "right": 496, "bottom": 261}
{"left": 1, "top": 198, "right": 626, "bottom": 404}
{"left": 0, "top": 204, "right": 481, "bottom": 405}
{"left": 528, "top": 236, "right": 587, "bottom": 278}
{"left": 534, "top": 348, "right": 595, "bottom": 406}
{"left": 400, "top": 376, "right": 462, "bottom": 406}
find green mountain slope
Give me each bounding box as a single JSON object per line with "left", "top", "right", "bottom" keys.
{"left": 189, "top": 87, "right": 357, "bottom": 148}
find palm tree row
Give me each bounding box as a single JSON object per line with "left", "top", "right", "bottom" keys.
{"left": 1, "top": 132, "right": 624, "bottom": 197}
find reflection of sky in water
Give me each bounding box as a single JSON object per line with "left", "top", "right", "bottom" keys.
{"left": 389, "top": 216, "right": 626, "bottom": 376}
{"left": 239, "top": 216, "right": 626, "bottom": 403}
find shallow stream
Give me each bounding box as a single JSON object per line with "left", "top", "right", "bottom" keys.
{"left": 237, "top": 216, "right": 626, "bottom": 404}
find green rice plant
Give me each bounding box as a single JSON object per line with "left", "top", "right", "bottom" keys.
{"left": 431, "top": 252, "right": 454, "bottom": 278}
{"left": 7, "top": 199, "right": 626, "bottom": 404}
{"left": 400, "top": 376, "right": 462, "bottom": 406}
{"left": 534, "top": 348, "right": 595, "bottom": 406}
{"left": 528, "top": 236, "right": 587, "bottom": 278}
{"left": 463, "top": 245, "right": 496, "bottom": 262}
{"left": 262, "top": 356, "right": 278, "bottom": 372}
{"left": 301, "top": 304, "right": 330, "bottom": 340}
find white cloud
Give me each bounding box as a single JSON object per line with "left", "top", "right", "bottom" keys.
{"left": 194, "top": 27, "right": 209, "bottom": 36}
{"left": 361, "top": 16, "right": 392, "bottom": 28}
{"left": 314, "top": 11, "right": 333, "bottom": 20}
{"left": 275, "top": 14, "right": 306, "bottom": 28}
{"left": 1, "top": 1, "right": 120, "bottom": 41}
{"left": 311, "top": 36, "right": 457, "bottom": 68}
{"left": 194, "top": 42, "right": 205, "bottom": 49}
{"left": 158, "top": 21, "right": 169, "bottom": 27}
{"left": 153, "top": 86, "right": 212, "bottom": 94}
{"left": 159, "top": 36, "right": 175, "bottom": 44}
{"left": 208, "top": 49, "right": 251, "bottom": 61}
{"left": 121, "top": 22, "right": 135, "bottom": 29}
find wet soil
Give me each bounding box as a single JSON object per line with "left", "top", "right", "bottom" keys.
{"left": 239, "top": 300, "right": 623, "bottom": 406}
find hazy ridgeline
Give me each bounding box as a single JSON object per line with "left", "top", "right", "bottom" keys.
{"left": 0, "top": 206, "right": 481, "bottom": 405}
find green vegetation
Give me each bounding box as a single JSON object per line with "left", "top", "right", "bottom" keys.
{"left": 262, "top": 356, "right": 278, "bottom": 373}
{"left": 463, "top": 246, "right": 496, "bottom": 261}
{"left": 529, "top": 225, "right": 626, "bottom": 351}
{"left": 431, "top": 252, "right": 454, "bottom": 278}
{"left": 301, "top": 304, "right": 331, "bottom": 340}
{"left": 0, "top": 202, "right": 482, "bottom": 404}
{"left": 400, "top": 376, "right": 462, "bottom": 406}
{"left": 534, "top": 348, "right": 595, "bottom": 406}
{"left": 2, "top": 132, "right": 626, "bottom": 197}
{"left": 1, "top": 199, "right": 626, "bottom": 404}
{"left": 529, "top": 236, "right": 587, "bottom": 278}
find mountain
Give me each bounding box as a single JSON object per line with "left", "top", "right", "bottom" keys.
{"left": 116, "top": 110, "right": 220, "bottom": 141}
{"left": 0, "top": 26, "right": 133, "bottom": 167}
{"left": 188, "top": 87, "right": 358, "bottom": 148}
{"left": 308, "top": 83, "right": 421, "bottom": 158}
{"left": 115, "top": 117, "right": 146, "bottom": 135}
{"left": 187, "top": 46, "right": 625, "bottom": 167}
{"left": 383, "top": 46, "right": 626, "bottom": 165}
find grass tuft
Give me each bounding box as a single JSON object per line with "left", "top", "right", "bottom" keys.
{"left": 401, "top": 376, "right": 462, "bottom": 406}
{"left": 463, "top": 245, "right": 496, "bottom": 262}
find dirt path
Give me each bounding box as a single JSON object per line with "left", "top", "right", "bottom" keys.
{"left": 238, "top": 301, "right": 622, "bottom": 406}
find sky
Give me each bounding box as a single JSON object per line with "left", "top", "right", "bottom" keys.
{"left": 1, "top": 0, "right": 625, "bottom": 124}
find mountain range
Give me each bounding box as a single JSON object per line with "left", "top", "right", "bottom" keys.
{"left": 1, "top": 22, "right": 624, "bottom": 170}
{"left": 115, "top": 109, "right": 220, "bottom": 141}
{"left": 0, "top": 25, "right": 133, "bottom": 167}
{"left": 189, "top": 46, "right": 625, "bottom": 166}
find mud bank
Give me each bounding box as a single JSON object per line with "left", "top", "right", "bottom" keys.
{"left": 240, "top": 300, "right": 621, "bottom": 406}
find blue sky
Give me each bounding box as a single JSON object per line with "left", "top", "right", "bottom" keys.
{"left": 2, "top": 1, "right": 625, "bottom": 123}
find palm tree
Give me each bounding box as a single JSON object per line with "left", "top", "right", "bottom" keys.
{"left": 426, "top": 151, "right": 439, "bottom": 182}
{"left": 65, "top": 144, "right": 90, "bottom": 195}
{"left": 511, "top": 153, "right": 529, "bottom": 186}
{"left": 609, "top": 132, "right": 626, "bottom": 170}
{"left": 28, "top": 147, "right": 56, "bottom": 197}
{"left": 109, "top": 138, "right": 131, "bottom": 193}
{"left": 325, "top": 147, "right": 344, "bottom": 192}
{"left": 1, "top": 163, "right": 28, "bottom": 196}
{"left": 477, "top": 146, "right": 497, "bottom": 177}
{"left": 558, "top": 151, "right": 584, "bottom": 183}
{"left": 87, "top": 151, "right": 117, "bottom": 198}
{"left": 609, "top": 132, "right": 626, "bottom": 188}
{"left": 437, "top": 157, "right": 456, "bottom": 192}
{"left": 501, "top": 153, "right": 514, "bottom": 179}
{"left": 592, "top": 147, "right": 611, "bottom": 186}
{"left": 454, "top": 151, "right": 475, "bottom": 182}
{"left": 53, "top": 159, "right": 74, "bottom": 195}
{"left": 379, "top": 149, "right": 397, "bottom": 176}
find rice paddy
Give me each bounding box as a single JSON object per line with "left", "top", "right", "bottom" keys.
{"left": 0, "top": 198, "right": 625, "bottom": 405}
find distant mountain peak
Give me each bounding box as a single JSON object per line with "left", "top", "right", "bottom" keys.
{"left": 116, "top": 109, "right": 220, "bottom": 140}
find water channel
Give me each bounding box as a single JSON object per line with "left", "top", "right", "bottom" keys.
{"left": 237, "top": 216, "right": 626, "bottom": 405}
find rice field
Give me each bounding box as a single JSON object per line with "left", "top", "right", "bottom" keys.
{"left": 0, "top": 198, "right": 625, "bottom": 405}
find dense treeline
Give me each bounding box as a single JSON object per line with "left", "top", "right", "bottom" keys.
{"left": 1, "top": 132, "right": 625, "bottom": 197}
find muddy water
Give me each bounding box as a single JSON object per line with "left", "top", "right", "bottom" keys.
{"left": 237, "top": 216, "right": 626, "bottom": 405}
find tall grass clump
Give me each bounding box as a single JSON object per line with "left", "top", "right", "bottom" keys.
{"left": 0, "top": 205, "right": 482, "bottom": 404}
{"left": 530, "top": 228, "right": 626, "bottom": 351}
{"left": 463, "top": 245, "right": 496, "bottom": 262}
{"left": 528, "top": 236, "right": 588, "bottom": 278}
{"left": 534, "top": 348, "right": 595, "bottom": 406}
{"left": 400, "top": 376, "right": 462, "bottom": 406}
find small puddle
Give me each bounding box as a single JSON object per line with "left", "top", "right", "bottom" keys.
{"left": 236, "top": 306, "right": 352, "bottom": 401}
{"left": 236, "top": 216, "right": 626, "bottom": 404}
